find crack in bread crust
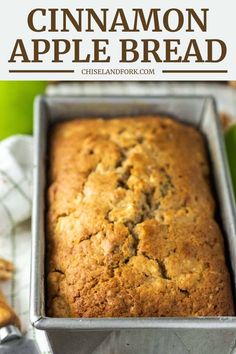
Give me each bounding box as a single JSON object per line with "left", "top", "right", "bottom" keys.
{"left": 46, "top": 116, "right": 234, "bottom": 318}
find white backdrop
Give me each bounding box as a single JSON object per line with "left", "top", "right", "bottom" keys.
{"left": 0, "top": 1, "right": 236, "bottom": 80}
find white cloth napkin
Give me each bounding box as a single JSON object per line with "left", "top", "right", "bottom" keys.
{"left": 0, "top": 135, "right": 51, "bottom": 353}
{"left": 0, "top": 135, "right": 33, "bottom": 236}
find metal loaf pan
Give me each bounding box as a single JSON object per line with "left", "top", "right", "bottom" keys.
{"left": 31, "top": 96, "right": 236, "bottom": 353}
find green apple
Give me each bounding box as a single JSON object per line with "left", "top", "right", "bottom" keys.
{"left": 0, "top": 81, "right": 47, "bottom": 140}
{"left": 225, "top": 124, "right": 236, "bottom": 198}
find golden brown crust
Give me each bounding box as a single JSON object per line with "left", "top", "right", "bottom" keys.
{"left": 47, "top": 116, "right": 234, "bottom": 317}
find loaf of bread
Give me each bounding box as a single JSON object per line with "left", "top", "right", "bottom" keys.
{"left": 47, "top": 116, "right": 234, "bottom": 317}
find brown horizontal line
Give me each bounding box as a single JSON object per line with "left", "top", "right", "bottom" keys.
{"left": 162, "top": 70, "right": 228, "bottom": 74}
{"left": 9, "top": 70, "right": 75, "bottom": 73}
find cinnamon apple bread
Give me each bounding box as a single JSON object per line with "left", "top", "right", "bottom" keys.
{"left": 47, "top": 116, "right": 234, "bottom": 317}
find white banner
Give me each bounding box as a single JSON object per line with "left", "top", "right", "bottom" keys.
{"left": 0, "top": 0, "right": 235, "bottom": 81}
